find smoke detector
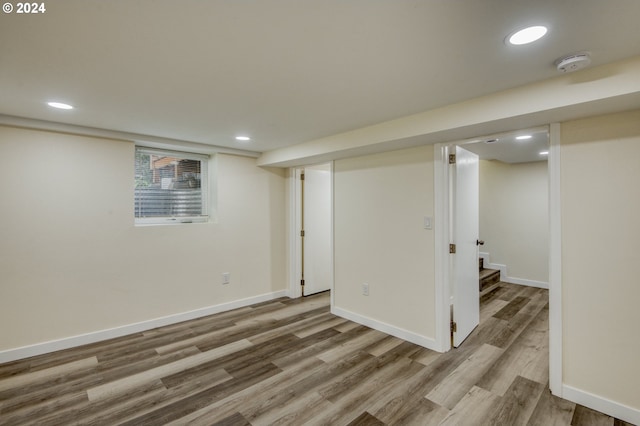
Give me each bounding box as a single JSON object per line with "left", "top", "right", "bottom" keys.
{"left": 556, "top": 52, "right": 591, "bottom": 73}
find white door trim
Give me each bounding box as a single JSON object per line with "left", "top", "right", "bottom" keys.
{"left": 434, "top": 143, "right": 451, "bottom": 352}
{"left": 548, "top": 122, "right": 563, "bottom": 396}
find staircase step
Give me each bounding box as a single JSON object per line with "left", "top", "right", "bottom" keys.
{"left": 480, "top": 268, "right": 500, "bottom": 291}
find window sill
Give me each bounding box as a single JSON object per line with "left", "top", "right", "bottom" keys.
{"left": 134, "top": 217, "right": 209, "bottom": 226}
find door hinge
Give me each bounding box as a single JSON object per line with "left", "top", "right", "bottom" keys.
{"left": 300, "top": 173, "right": 305, "bottom": 181}
{"left": 449, "top": 154, "right": 456, "bottom": 164}
{"left": 450, "top": 321, "right": 457, "bottom": 333}
{"left": 449, "top": 243, "right": 456, "bottom": 254}
{"left": 300, "top": 229, "right": 305, "bottom": 237}
{"left": 300, "top": 279, "right": 305, "bottom": 287}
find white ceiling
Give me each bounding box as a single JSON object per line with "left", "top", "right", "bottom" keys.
{"left": 463, "top": 128, "right": 549, "bottom": 164}
{"left": 2, "top": 1, "right": 640, "bottom": 154}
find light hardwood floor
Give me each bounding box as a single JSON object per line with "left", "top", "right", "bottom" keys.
{"left": 0, "top": 283, "right": 634, "bottom": 425}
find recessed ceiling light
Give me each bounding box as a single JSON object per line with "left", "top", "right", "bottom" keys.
{"left": 540, "top": 151, "right": 549, "bottom": 156}
{"left": 235, "top": 136, "right": 251, "bottom": 141}
{"left": 507, "top": 26, "right": 548, "bottom": 45}
{"left": 47, "top": 101, "right": 73, "bottom": 110}
{"left": 516, "top": 135, "right": 532, "bottom": 140}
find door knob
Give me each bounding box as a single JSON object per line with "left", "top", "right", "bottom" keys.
{"left": 476, "top": 239, "right": 485, "bottom": 246}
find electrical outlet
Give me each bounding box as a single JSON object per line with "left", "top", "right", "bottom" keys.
{"left": 362, "top": 283, "right": 369, "bottom": 296}
{"left": 222, "top": 272, "right": 230, "bottom": 285}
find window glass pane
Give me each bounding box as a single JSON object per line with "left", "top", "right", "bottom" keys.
{"left": 134, "top": 147, "right": 208, "bottom": 222}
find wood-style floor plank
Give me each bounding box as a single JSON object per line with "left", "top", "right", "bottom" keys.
{"left": 0, "top": 356, "right": 98, "bottom": 393}
{"left": 164, "top": 357, "right": 326, "bottom": 425}
{"left": 528, "top": 383, "right": 576, "bottom": 426}
{"left": 571, "top": 404, "right": 617, "bottom": 426}
{"left": 485, "top": 375, "right": 546, "bottom": 425}
{"left": 0, "top": 283, "right": 633, "bottom": 426}
{"left": 88, "top": 339, "right": 251, "bottom": 402}
{"left": 438, "top": 385, "right": 500, "bottom": 426}
{"left": 345, "top": 411, "right": 385, "bottom": 426}
{"left": 476, "top": 303, "right": 549, "bottom": 396}
{"left": 426, "top": 343, "right": 503, "bottom": 409}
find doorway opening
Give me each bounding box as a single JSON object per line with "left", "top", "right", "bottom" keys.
{"left": 437, "top": 127, "right": 550, "bottom": 350}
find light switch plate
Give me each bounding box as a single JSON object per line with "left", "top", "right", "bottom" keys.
{"left": 424, "top": 216, "right": 432, "bottom": 229}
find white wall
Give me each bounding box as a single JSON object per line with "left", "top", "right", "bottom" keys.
{"left": 560, "top": 109, "right": 640, "bottom": 414}
{"left": 0, "top": 126, "right": 286, "bottom": 354}
{"left": 333, "top": 145, "right": 436, "bottom": 346}
{"left": 479, "top": 160, "right": 548, "bottom": 284}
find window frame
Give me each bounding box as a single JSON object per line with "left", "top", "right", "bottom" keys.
{"left": 134, "top": 146, "right": 210, "bottom": 225}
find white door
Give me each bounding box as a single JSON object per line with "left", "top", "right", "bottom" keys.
{"left": 452, "top": 146, "right": 480, "bottom": 347}
{"left": 302, "top": 163, "right": 332, "bottom": 296}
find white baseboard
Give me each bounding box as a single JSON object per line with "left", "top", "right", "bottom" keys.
{"left": 480, "top": 252, "right": 548, "bottom": 289}
{"left": 331, "top": 306, "right": 440, "bottom": 353}
{"left": 0, "top": 290, "right": 288, "bottom": 364}
{"left": 563, "top": 384, "right": 640, "bottom": 425}
{"left": 501, "top": 276, "right": 549, "bottom": 289}
{"left": 485, "top": 260, "right": 508, "bottom": 281}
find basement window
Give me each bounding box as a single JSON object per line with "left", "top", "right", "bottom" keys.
{"left": 134, "top": 146, "right": 209, "bottom": 225}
